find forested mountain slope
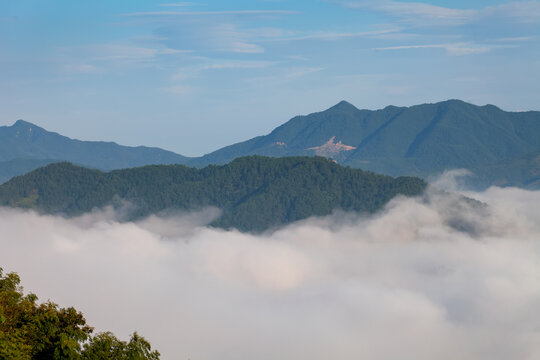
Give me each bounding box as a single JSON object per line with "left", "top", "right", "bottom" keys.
{"left": 0, "top": 156, "right": 426, "bottom": 232}
{"left": 190, "top": 100, "right": 540, "bottom": 188}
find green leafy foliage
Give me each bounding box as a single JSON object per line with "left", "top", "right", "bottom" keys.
{"left": 0, "top": 156, "right": 427, "bottom": 232}
{"left": 0, "top": 268, "right": 160, "bottom": 360}
{"left": 82, "top": 332, "right": 160, "bottom": 360}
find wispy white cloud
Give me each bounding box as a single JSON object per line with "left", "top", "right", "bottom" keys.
{"left": 267, "top": 28, "right": 402, "bottom": 42}
{"left": 60, "top": 43, "right": 194, "bottom": 75}
{"left": 159, "top": 2, "right": 204, "bottom": 7}
{"left": 159, "top": 48, "right": 194, "bottom": 55}
{"left": 63, "top": 63, "right": 102, "bottom": 74}
{"left": 129, "top": 35, "right": 170, "bottom": 43}
{"left": 445, "top": 45, "right": 492, "bottom": 56}
{"left": 226, "top": 41, "right": 264, "bottom": 53}
{"left": 243, "top": 66, "right": 326, "bottom": 86}
{"left": 170, "top": 60, "right": 277, "bottom": 88}
{"left": 173, "top": 60, "right": 275, "bottom": 78}
{"left": 284, "top": 55, "right": 309, "bottom": 61}
{"left": 151, "top": 21, "right": 272, "bottom": 54}
{"left": 206, "top": 23, "right": 269, "bottom": 53}
{"left": 285, "top": 66, "right": 325, "bottom": 78}
{"left": 166, "top": 84, "right": 196, "bottom": 95}
{"left": 493, "top": 36, "right": 534, "bottom": 42}
{"left": 339, "top": 1, "right": 477, "bottom": 26}
{"left": 486, "top": 1, "right": 540, "bottom": 23}
{"left": 118, "top": 6, "right": 298, "bottom": 57}
{"left": 123, "top": 10, "right": 298, "bottom": 17}
{"left": 204, "top": 60, "right": 276, "bottom": 70}
{"left": 373, "top": 43, "right": 495, "bottom": 56}
{"left": 89, "top": 44, "right": 161, "bottom": 61}
{"left": 74, "top": 44, "right": 189, "bottom": 62}
{"left": 338, "top": 0, "right": 540, "bottom": 26}
{"left": 248, "top": 27, "right": 295, "bottom": 39}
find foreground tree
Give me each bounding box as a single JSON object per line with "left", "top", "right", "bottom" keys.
{"left": 0, "top": 268, "right": 160, "bottom": 360}
{"left": 82, "top": 332, "right": 160, "bottom": 360}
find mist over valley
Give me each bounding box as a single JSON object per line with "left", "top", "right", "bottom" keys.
{"left": 2, "top": 183, "right": 540, "bottom": 359}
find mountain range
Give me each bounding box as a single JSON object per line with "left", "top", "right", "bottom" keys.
{"left": 191, "top": 100, "right": 540, "bottom": 188}
{"left": 0, "top": 120, "right": 190, "bottom": 183}
{"left": 2, "top": 100, "right": 539, "bottom": 188}
{"left": 0, "top": 156, "right": 426, "bottom": 232}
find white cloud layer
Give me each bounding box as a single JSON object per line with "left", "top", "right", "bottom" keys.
{"left": 340, "top": 0, "right": 540, "bottom": 26}
{"left": 2, "top": 186, "right": 540, "bottom": 359}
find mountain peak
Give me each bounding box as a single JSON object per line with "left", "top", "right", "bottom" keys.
{"left": 9, "top": 120, "right": 49, "bottom": 137}
{"left": 440, "top": 99, "right": 468, "bottom": 107}
{"left": 13, "top": 119, "right": 40, "bottom": 129}
{"left": 328, "top": 100, "right": 358, "bottom": 112}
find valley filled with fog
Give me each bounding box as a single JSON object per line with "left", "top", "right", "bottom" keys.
{"left": 2, "top": 180, "right": 540, "bottom": 360}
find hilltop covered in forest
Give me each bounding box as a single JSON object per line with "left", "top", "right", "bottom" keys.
{"left": 0, "top": 156, "right": 426, "bottom": 232}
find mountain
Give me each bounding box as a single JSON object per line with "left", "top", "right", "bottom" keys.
{"left": 190, "top": 100, "right": 540, "bottom": 189}
{"left": 3, "top": 100, "right": 539, "bottom": 188}
{"left": 0, "top": 156, "right": 426, "bottom": 232}
{"left": 0, "top": 120, "right": 191, "bottom": 181}
{"left": 465, "top": 151, "right": 540, "bottom": 189}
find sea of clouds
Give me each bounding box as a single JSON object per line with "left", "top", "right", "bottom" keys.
{"left": 1, "top": 179, "right": 540, "bottom": 359}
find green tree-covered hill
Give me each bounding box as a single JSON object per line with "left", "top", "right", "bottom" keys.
{"left": 0, "top": 156, "right": 426, "bottom": 232}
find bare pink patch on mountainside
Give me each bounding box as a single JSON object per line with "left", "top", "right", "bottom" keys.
{"left": 307, "top": 136, "right": 356, "bottom": 157}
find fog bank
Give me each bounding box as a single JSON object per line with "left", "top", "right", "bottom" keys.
{"left": 2, "top": 186, "right": 540, "bottom": 360}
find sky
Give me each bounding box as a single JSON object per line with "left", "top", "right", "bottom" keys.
{"left": 1, "top": 0, "right": 539, "bottom": 156}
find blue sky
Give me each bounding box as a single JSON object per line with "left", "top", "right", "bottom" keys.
{"left": 1, "top": 0, "right": 539, "bottom": 156}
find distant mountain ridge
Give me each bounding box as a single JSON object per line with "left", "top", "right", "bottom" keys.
{"left": 0, "top": 120, "right": 191, "bottom": 182}
{"left": 188, "top": 100, "right": 540, "bottom": 188}
{"left": 2, "top": 99, "right": 540, "bottom": 188}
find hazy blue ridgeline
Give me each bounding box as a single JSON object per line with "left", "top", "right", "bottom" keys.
{"left": 1, "top": 100, "right": 539, "bottom": 188}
